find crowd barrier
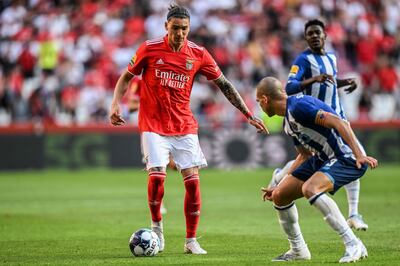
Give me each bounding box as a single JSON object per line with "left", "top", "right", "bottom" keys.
{"left": 0, "top": 122, "right": 399, "bottom": 170}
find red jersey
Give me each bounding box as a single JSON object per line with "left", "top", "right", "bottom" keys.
{"left": 127, "top": 35, "right": 222, "bottom": 135}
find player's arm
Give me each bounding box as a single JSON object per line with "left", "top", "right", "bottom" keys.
{"left": 110, "top": 70, "right": 134, "bottom": 126}
{"left": 213, "top": 75, "right": 268, "bottom": 134}
{"left": 128, "top": 81, "right": 140, "bottom": 113}
{"left": 287, "top": 74, "right": 335, "bottom": 95}
{"left": 287, "top": 146, "right": 312, "bottom": 175}
{"left": 286, "top": 60, "right": 333, "bottom": 95}
{"left": 337, "top": 78, "right": 357, "bottom": 94}
{"left": 315, "top": 110, "right": 378, "bottom": 169}
{"left": 262, "top": 144, "right": 312, "bottom": 201}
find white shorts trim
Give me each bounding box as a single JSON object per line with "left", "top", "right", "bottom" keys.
{"left": 141, "top": 132, "right": 207, "bottom": 171}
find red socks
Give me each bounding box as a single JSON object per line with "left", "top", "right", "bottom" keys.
{"left": 183, "top": 174, "right": 201, "bottom": 238}
{"left": 148, "top": 171, "right": 201, "bottom": 238}
{"left": 147, "top": 171, "right": 166, "bottom": 222}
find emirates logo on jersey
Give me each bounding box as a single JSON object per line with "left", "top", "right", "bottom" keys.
{"left": 155, "top": 69, "right": 190, "bottom": 89}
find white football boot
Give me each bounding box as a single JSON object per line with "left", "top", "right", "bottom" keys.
{"left": 184, "top": 239, "right": 207, "bottom": 254}
{"left": 360, "top": 240, "right": 368, "bottom": 259}
{"left": 339, "top": 239, "right": 366, "bottom": 263}
{"left": 347, "top": 214, "right": 368, "bottom": 231}
{"left": 272, "top": 247, "right": 311, "bottom": 262}
{"left": 151, "top": 223, "right": 164, "bottom": 252}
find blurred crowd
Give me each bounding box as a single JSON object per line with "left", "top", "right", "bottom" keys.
{"left": 0, "top": 0, "right": 399, "bottom": 128}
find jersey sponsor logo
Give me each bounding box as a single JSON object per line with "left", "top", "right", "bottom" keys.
{"left": 289, "top": 65, "right": 299, "bottom": 74}
{"left": 298, "top": 137, "right": 319, "bottom": 155}
{"left": 299, "top": 133, "right": 311, "bottom": 144}
{"left": 155, "top": 69, "right": 191, "bottom": 89}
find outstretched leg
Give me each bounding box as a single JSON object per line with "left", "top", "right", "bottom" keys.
{"left": 182, "top": 167, "right": 206, "bottom": 255}
{"left": 344, "top": 180, "right": 368, "bottom": 230}
{"left": 271, "top": 175, "right": 310, "bottom": 261}
{"left": 303, "top": 172, "right": 367, "bottom": 263}
{"left": 147, "top": 167, "right": 166, "bottom": 252}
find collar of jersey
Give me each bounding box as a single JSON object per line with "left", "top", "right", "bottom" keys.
{"left": 164, "top": 34, "right": 188, "bottom": 53}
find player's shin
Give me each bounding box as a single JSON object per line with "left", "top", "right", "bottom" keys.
{"left": 183, "top": 174, "right": 201, "bottom": 239}
{"left": 309, "top": 193, "right": 358, "bottom": 246}
{"left": 344, "top": 179, "right": 360, "bottom": 217}
{"left": 274, "top": 202, "right": 308, "bottom": 253}
{"left": 148, "top": 171, "right": 166, "bottom": 222}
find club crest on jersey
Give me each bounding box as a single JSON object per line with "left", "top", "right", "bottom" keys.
{"left": 186, "top": 59, "right": 194, "bottom": 70}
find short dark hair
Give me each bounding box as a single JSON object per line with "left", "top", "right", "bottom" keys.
{"left": 167, "top": 4, "right": 190, "bottom": 21}
{"left": 304, "top": 19, "right": 325, "bottom": 33}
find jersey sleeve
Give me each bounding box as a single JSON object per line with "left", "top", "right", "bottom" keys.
{"left": 292, "top": 97, "right": 336, "bottom": 126}
{"left": 285, "top": 56, "right": 307, "bottom": 95}
{"left": 127, "top": 43, "right": 147, "bottom": 75}
{"left": 291, "top": 97, "right": 321, "bottom": 125}
{"left": 198, "top": 49, "right": 222, "bottom": 80}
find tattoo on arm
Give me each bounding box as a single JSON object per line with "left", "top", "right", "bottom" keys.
{"left": 213, "top": 75, "right": 250, "bottom": 116}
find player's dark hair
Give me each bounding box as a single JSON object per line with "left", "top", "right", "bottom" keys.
{"left": 167, "top": 4, "right": 190, "bottom": 20}
{"left": 304, "top": 19, "right": 325, "bottom": 33}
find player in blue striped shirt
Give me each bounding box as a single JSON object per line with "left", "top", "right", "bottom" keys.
{"left": 269, "top": 19, "right": 368, "bottom": 231}
{"left": 257, "top": 77, "right": 377, "bottom": 263}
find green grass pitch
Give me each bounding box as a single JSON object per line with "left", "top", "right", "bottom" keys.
{"left": 1, "top": 165, "right": 399, "bottom": 265}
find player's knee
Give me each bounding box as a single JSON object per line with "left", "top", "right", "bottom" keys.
{"left": 272, "top": 188, "right": 289, "bottom": 206}
{"left": 181, "top": 166, "right": 199, "bottom": 177}
{"left": 302, "top": 183, "right": 316, "bottom": 199}
{"left": 149, "top": 167, "right": 166, "bottom": 173}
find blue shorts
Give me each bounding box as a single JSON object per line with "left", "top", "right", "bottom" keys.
{"left": 292, "top": 155, "right": 368, "bottom": 195}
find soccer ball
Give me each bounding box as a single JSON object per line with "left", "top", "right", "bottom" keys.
{"left": 129, "top": 228, "right": 160, "bottom": 257}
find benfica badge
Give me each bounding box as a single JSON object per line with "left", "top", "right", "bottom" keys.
{"left": 186, "top": 59, "right": 194, "bottom": 70}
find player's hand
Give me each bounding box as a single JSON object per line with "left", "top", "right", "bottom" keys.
{"left": 343, "top": 78, "right": 357, "bottom": 94}
{"left": 261, "top": 186, "right": 274, "bottom": 201}
{"left": 356, "top": 155, "right": 378, "bottom": 169}
{"left": 110, "top": 102, "right": 126, "bottom": 126}
{"left": 314, "top": 74, "right": 334, "bottom": 85}
{"left": 248, "top": 116, "right": 269, "bottom": 134}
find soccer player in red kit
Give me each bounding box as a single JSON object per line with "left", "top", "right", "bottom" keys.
{"left": 110, "top": 4, "right": 267, "bottom": 254}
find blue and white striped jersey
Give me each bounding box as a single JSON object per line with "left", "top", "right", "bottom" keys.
{"left": 284, "top": 94, "right": 353, "bottom": 161}
{"left": 285, "top": 49, "right": 346, "bottom": 120}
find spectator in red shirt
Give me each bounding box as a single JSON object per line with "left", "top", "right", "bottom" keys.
{"left": 17, "top": 43, "right": 36, "bottom": 79}
{"left": 376, "top": 56, "right": 398, "bottom": 94}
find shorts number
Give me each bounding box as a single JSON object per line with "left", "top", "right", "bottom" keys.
{"left": 325, "top": 159, "right": 337, "bottom": 167}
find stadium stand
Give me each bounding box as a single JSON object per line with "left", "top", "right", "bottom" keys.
{"left": 0, "top": 0, "right": 399, "bottom": 127}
